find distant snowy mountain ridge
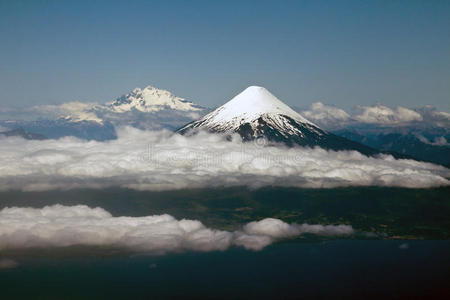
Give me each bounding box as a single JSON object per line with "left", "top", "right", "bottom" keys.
{"left": 0, "top": 85, "right": 207, "bottom": 140}
{"left": 107, "top": 85, "right": 203, "bottom": 113}
{"left": 30, "top": 85, "right": 206, "bottom": 125}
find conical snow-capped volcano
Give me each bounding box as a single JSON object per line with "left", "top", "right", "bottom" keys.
{"left": 178, "top": 86, "right": 320, "bottom": 136}
{"left": 178, "top": 86, "right": 377, "bottom": 154}
{"left": 194, "top": 85, "right": 316, "bottom": 127}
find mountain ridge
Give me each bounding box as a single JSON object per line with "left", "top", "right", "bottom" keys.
{"left": 106, "top": 85, "right": 204, "bottom": 113}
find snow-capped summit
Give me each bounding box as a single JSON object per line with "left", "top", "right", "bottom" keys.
{"left": 178, "top": 85, "right": 321, "bottom": 138}
{"left": 107, "top": 85, "right": 203, "bottom": 113}
{"left": 178, "top": 86, "right": 377, "bottom": 154}
{"left": 201, "top": 86, "right": 316, "bottom": 127}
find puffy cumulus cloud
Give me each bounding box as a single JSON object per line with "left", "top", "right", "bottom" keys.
{"left": 416, "top": 135, "right": 449, "bottom": 146}
{"left": 416, "top": 106, "right": 450, "bottom": 128}
{"left": 299, "top": 103, "right": 449, "bottom": 129}
{"left": 0, "top": 205, "right": 354, "bottom": 253}
{"left": 0, "top": 127, "right": 448, "bottom": 191}
{"left": 300, "top": 102, "right": 351, "bottom": 129}
{"left": 354, "top": 104, "right": 423, "bottom": 125}
{"left": 234, "top": 218, "right": 354, "bottom": 250}
{"left": 243, "top": 218, "right": 354, "bottom": 237}
{"left": 431, "top": 110, "right": 450, "bottom": 121}
{"left": 16, "top": 102, "right": 203, "bottom": 132}
{"left": 32, "top": 102, "right": 103, "bottom": 124}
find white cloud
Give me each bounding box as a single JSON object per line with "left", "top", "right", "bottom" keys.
{"left": 432, "top": 110, "right": 450, "bottom": 120}
{"left": 417, "top": 106, "right": 450, "bottom": 128}
{"left": 301, "top": 102, "right": 351, "bottom": 128}
{"left": 299, "top": 103, "right": 449, "bottom": 129}
{"left": 32, "top": 102, "right": 103, "bottom": 124}
{"left": 1, "top": 99, "right": 203, "bottom": 133}
{"left": 0, "top": 127, "right": 448, "bottom": 191}
{"left": 416, "top": 135, "right": 449, "bottom": 146}
{"left": 354, "top": 104, "right": 423, "bottom": 125}
{"left": 235, "top": 218, "right": 354, "bottom": 250}
{"left": 0, "top": 205, "right": 354, "bottom": 253}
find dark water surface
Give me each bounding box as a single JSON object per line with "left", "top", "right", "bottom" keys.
{"left": 1, "top": 187, "right": 449, "bottom": 298}
{"left": 1, "top": 240, "right": 449, "bottom": 299}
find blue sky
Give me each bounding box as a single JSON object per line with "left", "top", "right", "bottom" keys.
{"left": 0, "top": 0, "right": 449, "bottom": 111}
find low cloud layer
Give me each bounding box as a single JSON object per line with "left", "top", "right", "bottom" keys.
{"left": 301, "top": 102, "right": 449, "bottom": 129}
{"left": 0, "top": 102, "right": 202, "bottom": 132}
{"left": 0, "top": 127, "right": 448, "bottom": 191}
{"left": 0, "top": 205, "right": 354, "bottom": 253}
